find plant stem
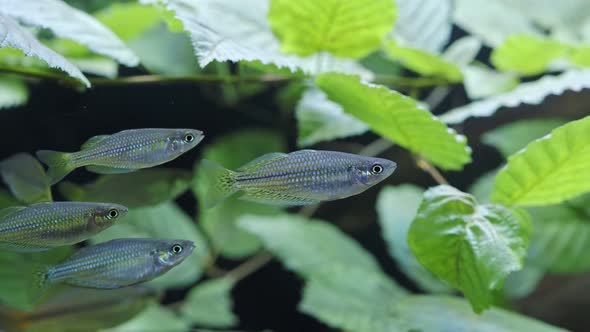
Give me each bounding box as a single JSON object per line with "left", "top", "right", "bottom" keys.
{"left": 415, "top": 157, "right": 449, "bottom": 185}
{"left": 225, "top": 251, "right": 274, "bottom": 282}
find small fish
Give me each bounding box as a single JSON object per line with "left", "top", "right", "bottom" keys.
{"left": 37, "top": 128, "right": 204, "bottom": 184}
{"left": 201, "top": 149, "right": 397, "bottom": 207}
{"left": 35, "top": 238, "right": 195, "bottom": 289}
{"left": 0, "top": 202, "right": 128, "bottom": 252}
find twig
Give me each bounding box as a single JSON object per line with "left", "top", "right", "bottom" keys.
{"left": 225, "top": 251, "right": 274, "bottom": 282}
{"left": 415, "top": 156, "right": 449, "bottom": 185}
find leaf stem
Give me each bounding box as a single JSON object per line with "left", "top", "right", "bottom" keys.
{"left": 415, "top": 156, "right": 449, "bottom": 185}
{"left": 225, "top": 251, "right": 274, "bottom": 282}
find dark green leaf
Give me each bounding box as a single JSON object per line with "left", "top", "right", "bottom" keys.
{"left": 103, "top": 302, "right": 189, "bottom": 332}
{"left": 0, "top": 189, "right": 19, "bottom": 209}
{"left": 0, "top": 153, "right": 52, "bottom": 203}
{"left": 180, "top": 278, "right": 237, "bottom": 328}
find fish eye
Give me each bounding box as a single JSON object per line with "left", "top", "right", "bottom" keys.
{"left": 371, "top": 164, "right": 383, "bottom": 174}
{"left": 184, "top": 134, "right": 194, "bottom": 143}
{"left": 171, "top": 244, "right": 183, "bottom": 254}
{"left": 107, "top": 209, "right": 119, "bottom": 219}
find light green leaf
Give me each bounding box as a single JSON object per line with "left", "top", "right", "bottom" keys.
{"left": 0, "top": 246, "right": 72, "bottom": 311}
{"left": 194, "top": 129, "right": 285, "bottom": 259}
{"left": 239, "top": 214, "right": 387, "bottom": 278}
{"left": 376, "top": 185, "right": 451, "bottom": 293}
{"left": 296, "top": 88, "right": 368, "bottom": 147}
{"left": 68, "top": 57, "right": 118, "bottom": 78}
{"left": 316, "top": 73, "right": 471, "bottom": 170}
{"left": 146, "top": 0, "right": 371, "bottom": 76}
{"left": 0, "top": 153, "right": 51, "bottom": 203}
{"left": 442, "top": 36, "right": 482, "bottom": 67}
{"left": 527, "top": 194, "right": 590, "bottom": 273}
{"left": 384, "top": 41, "right": 463, "bottom": 82}
{"left": 102, "top": 302, "right": 189, "bottom": 332}
{"left": 442, "top": 69, "right": 590, "bottom": 124}
{"left": 180, "top": 278, "right": 238, "bottom": 328}
{"left": 0, "top": 0, "right": 138, "bottom": 66}
{"left": 482, "top": 118, "right": 567, "bottom": 157}
{"left": 0, "top": 76, "right": 27, "bottom": 109}
{"left": 95, "top": 3, "right": 161, "bottom": 41}
{"left": 498, "top": 0, "right": 590, "bottom": 33}
{"left": 90, "top": 202, "right": 208, "bottom": 289}
{"left": 408, "top": 185, "right": 532, "bottom": 312}
{"left": 491, "top": 116, "right": 590, "bottom": 206}
{"left": 491, "top": 35, "right": 571, "bottom": 75}
{"left": 59, "top": 169, "right": 191, "bottom": 209}
{"left": 268, "top": 0, "right": 396, "bottom": 58}
{"left": 503, "top": 265, "right": 544, "bottom": 299}
{"left": 570, "top": 46, "right": 590, "bottom": 67}
{"left": 0, "top": 14, "right": 89, "bottom": 87}
{"left": 462, "top": 65, "right": 519, "bottom": 100}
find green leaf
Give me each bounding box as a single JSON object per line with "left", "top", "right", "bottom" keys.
{"left": 268, "top": 0, "right": 396, "bottom": 58}
{"left": 0, "top": 0, "right": 138, "bottom": 66}
{"left": 491, "top": 35, "right": 571, "bottom": 75}
{"left": 95, "top": 3, "right": 161, "bottom": 41}
{"left": 527, "top": 195, "right": 590, "bottom": 273}
{"left": 0, "top": 14, "right": 89, "bottom": 87}
{"left": 90, "top": 202, "right": 208, "bottom": 289}
{"left": 570, "top": 46, "right": 590, "bottom": 67}
{"left": 0, "top": 188, "right": 19, "bottom": 209}
{"left": 491, "top": 116, "right": 590, "bottom": 206}
{"left": 482, "top": 118, "right": 567, "bottom": 157}
{"left": 295, "top": 88, "right": 368, "bottom": 147}
{"left": 383, "top": 41, "right": 463, "bottom": 82}
{"left": 316, "top": 73, "right": 471, "bottom": 170}
{"left": 68, "top": 57, "right": 118, "bottom": 78}
{"left": 0, "top": 76, "right": 27, "bottom": 109}
{"left": 180, "top": 278, "right": 238, "bottom": 328}
{"left": 503, "top": 265, "right": 544, "bottom": 299}
{"left": 194, "top": 129, "right": 285, "bottom": 259}
{"left": 0, "top": 246, "right": 73, "bottom": 311}
{"left": 239, "top": 214, "right": 389, "bottom": 279}
{"left": 376, "top": 185, "right": 451, "bottom": 293}
{"left": 0, "top": 153, "right": 51, "bottom": 203}
{"left": 102, "top": 302, "right": 189, "bottom": 332}
{"left": 408, "top": 185, "right": 532, "bottom": 312}
{"left": 59, "top": 168, "right": 191, "bottom": 208}
{"left": 442, "top": 69, "right": 590, "bottom": 124}
{"left": 468, "top": 168, "right": 500, "bottom": 203}
{"left": 462, "top": 65, "right": 519, "bottom": 100}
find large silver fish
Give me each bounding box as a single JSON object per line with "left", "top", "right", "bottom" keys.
{"left": 37, "top": 128, "right": 204, "bottom": 184}
{"left": 0, "top": 202, "right": 127, "bottom": 252}
{"left": 201, "top": 149, "right": 397, "bottom": 207}
{"left": 36, "top": 238, "right": 195, "bottom": 289}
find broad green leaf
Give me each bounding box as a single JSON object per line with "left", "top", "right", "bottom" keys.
{"left": 194, "top": 129, "right": 285, "bottom": 259}
{"left": 376, "top": 185, "right": 451, "bottom": 293}
{"left": 0, "top": 0, "right": 138, "bottom": 66}
{"left": 95, "top": 3, "right": 161, "bottom": 41}
{"left": 59, "top": 169, "right": 191, "bottom": 208}
{"left": 527, "top": 194, "right": 590, "bottom": 273}
{"left": 0, "top": 188, "right": 19, "bottom": 208}
{"left": 69, "top": 57, "right": 118, "bottom": 78}
{"left": 316, "top": 73, "right": 471, "bottom": 170}
{"left": 268, "top": 0, "right": 396, "bottom": 58}
{"left": 491, "top": 35, "right": 571, "bottom": 75}
{"left": 295, "top": 88, "right": 368, "bottom": 147}
{"left": 570, "top": 46, "right": 590, "bottom": 67}
{"left": 442, "top": 69, "right": 590, "bottom": 124}
{"left": 180, "top": 278, "right": 238, "bottom": 328}
{"left": 0, "top": 246, "right": 72, "bottom": 311}
{"left": 498, "top": 0, "right": 590, "bottom": 32}
{"left": 482, "top": 118, "right": 567, "bottom": 157}
{"left": 0, "top": 153, "right": 51, "bottom": 203}
{"left": 383, "top": 41, "right": 463, "bottom": 82}
{"left": 491, "top": 116, "right": 590, "bottom": 206}
{"left": 0, "top": 14, "right": 89, "bottom": 87}
{"left": 90, "top": 202, "right": 208, "bottom": 289}
{"left": 147, "top": 0, "right": 371, "bottom": 76}
{"left": 408, "top": 185, "right": 532, "bottom": 312}
{"left": 392, "top": 0, "right": 452, "bottom": 54}
{"left": 239, "top": 214, "right": 385, "bottom": 278}
{"left": 102, "top": 302, "right": 189, "bottom": 332}
{"left": 462, "top": 65, "right": 519, "bottom": 100}
{"left": 503, "top": 265, "right": 544, "bottom": 299}
{"left": 0, "top": 76, "right": 27, "bottom": 109}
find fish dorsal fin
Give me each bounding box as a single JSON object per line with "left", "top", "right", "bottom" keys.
{"left": 237, "top": 153, "right": 288, "bottom": 172}
{"left": 81, "top": 135, "right": 109, "bottom": 150}
{"left": 0, "top": 206, "right": 26, "bottom": 219}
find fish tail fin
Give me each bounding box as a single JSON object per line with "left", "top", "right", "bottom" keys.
{"left": 29, "top": 265, "right": 51, "bottom": 304}
{"left": 0, "top": 307, "right": 28, "bottom": 332}
{"left": 35, "top": 150, "right": 74, "bottom": 185}
{"left": 199, "top": 159, "right": 238, "bottom": 208}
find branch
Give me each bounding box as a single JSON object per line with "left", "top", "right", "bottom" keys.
{"left": 415, "top": 156, "right": 449, "bottom": 185}
{"left": 225, "top": 251, "right": 273, "bottom": 282}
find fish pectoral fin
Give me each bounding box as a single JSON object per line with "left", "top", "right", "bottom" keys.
{"left": 86, "top": 165, "right": 139, "bottom": 174}
{"left": 237, "top": 152, "right": 288, "bottom": 172}
{"left": 240, "top": 189, "right": 319, "bottom": 206}
{"left": 81, "top": 135, "right": 109, "bottom": 150}
{"left": 0, "top": 206, "right": 26, "bottom": 219}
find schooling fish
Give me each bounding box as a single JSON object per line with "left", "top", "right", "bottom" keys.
{"left": 35, "top": 238, "right": 195, "bottom": 289}
{"left": 201, "top": 149, "right": 397, "bottom": 208}
{"left": 37, "top": 128, "right": 204, "bottom": 184}
{"left": 0, "top": 202, "right": 127, "bottom": 252}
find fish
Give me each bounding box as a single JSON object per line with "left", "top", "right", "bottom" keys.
{"left": 200, "top": 149, "right": 397, "bottom": 208}
{"left": 35, "top": 238, "right": 195, "bottom": 290}
{"left": 0, "top": 202, "right": 128, "bottom": 252}
{"left": 36, "top": 128, "right": 205, "bottom": 184}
